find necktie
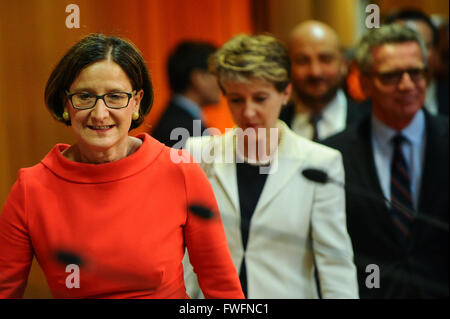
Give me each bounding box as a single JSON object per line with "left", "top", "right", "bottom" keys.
{"left": 309, "top": 112, "right": 322, "bottom": 142}
{"left": 390, "top": 134, "right": 414, "bottom": 243}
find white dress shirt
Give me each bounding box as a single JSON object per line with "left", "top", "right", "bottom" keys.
{"left": 291, "top": 89, "right": 348, "bottom": 140}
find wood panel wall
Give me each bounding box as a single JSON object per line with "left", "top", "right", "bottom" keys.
{"left": 0, "top": 0, "right": 253, "bottom": 298}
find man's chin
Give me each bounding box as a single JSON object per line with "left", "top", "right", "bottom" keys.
{"left": 297, "top": 90, "right": 337, "bottom": 109}
{"left": 402, "top": 105, "right": 422, "bottom": 119}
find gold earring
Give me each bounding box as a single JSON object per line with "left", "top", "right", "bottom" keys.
{"left": 132, "top": 111, "right": 139, "bottom": 121}
{"left": 62, "top": 111, "right": 69, "bottom": 121}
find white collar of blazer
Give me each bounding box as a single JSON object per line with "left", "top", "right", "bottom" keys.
{"left": 185, "top": 120, "right": 309, "bottom": 215}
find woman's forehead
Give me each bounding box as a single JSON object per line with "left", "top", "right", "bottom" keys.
{"left": 223, "top": 78, "right": 276, "bottom": 94}
{"left": 70, "top": 60, "right": 132, "bottom": 90}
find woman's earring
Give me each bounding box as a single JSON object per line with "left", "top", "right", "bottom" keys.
{"left": 132, "top": 111, "right": 140, "bottom": 121}
{"left": 62, "top": 111, "right": 70, "bottom": 121}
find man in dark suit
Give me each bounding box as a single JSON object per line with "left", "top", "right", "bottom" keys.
{"left": 280, "top": 20, "right": 369, "bottom": 141}
{"left": 385, "top": 9, "right": 449, "bottom": 116}
{"left": 324, "top": 24, "right": 449, "bottom": 298}
{"left": 151, "top": 41, "right": 220, "bottom": 148}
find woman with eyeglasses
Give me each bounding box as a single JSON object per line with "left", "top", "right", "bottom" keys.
{"left": 0, "top": 34, "right": 244, "bottom": 299}
{"left": 183, "top": 34, "right": 358, "bottom": 298}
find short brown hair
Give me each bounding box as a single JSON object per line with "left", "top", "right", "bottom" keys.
{"left": 45, "top": 34, "right": 153, "bottom": 130}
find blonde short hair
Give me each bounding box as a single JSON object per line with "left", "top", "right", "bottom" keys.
{"left": 210, "top": 34, "right": 291, "bottom": 93}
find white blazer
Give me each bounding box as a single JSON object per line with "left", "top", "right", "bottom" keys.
{"left": 183, "top": 121, "right": 358, "bottom": 298}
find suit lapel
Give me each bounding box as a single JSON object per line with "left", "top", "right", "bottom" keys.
{"left": 350, "top": 117, "right": 401, "bottom": 243}
{"left": 351, "top": 117, "right": 384, "bottom": 195}
{"left": 346, "top": 99, "right": 371, "bottom": 126}
{"left": 436, "top": 80, "right": 449, "bottom": 116}
{"left": 418, "top": 110, "right": 446, "bottom": 218}
{"left": 346, "top": 98, "right": 358, "bottom": 125}
{"left": 253, "top": 123, "right": 305, "bottom": 215}
{"left": 214, "top": 162, "right": 240, "bottom": 214}
{"left": 211, "top": 131, "right": 240, "bottom": 214}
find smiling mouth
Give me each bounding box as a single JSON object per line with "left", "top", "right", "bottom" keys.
{"left": 88, "top": 125, "right": 115, "bottom": 131}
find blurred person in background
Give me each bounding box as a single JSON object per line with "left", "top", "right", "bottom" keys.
{"left": 324, "top": 24, "right": 449, "bottom": 298}
{"left": 151, "top": 41, "right": 220, "bottom": 148}
{"left": 280, "top": 20, "right": 369, "bottom": 142}
{"left": 0, "top": 34, "right": 244, "bottom": 299}
{"left": 183, "top": 34, "right": 358, "bottom": 299}
{"left": 385, "top": 8, "right": 448, "bottom": 116}
{"left": 436, "top": 20, "right": 449, "bottom": 82}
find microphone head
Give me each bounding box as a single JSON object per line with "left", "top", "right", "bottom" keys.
{"left": 54, "top": 250, "right": 84, "bottom": 267}
{"left": 188, "top": 204, "right": 216, "bottom": 219}
{"left": 302, "top": 168, "right": 329, "bottom": 184}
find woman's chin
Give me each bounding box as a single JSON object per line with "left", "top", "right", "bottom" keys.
{"left": 78, "top": 133, "right": 122, "bottom": 153}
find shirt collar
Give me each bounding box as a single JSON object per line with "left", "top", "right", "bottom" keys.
{"left": 320, "top": 89, "right": 346, "bottom": 125}
{"left": 371, "top": 109, "right": 425, "bottom": 145}
{"left": 296, "top": 89, "right": 346, "bottom": 124}
{"left": 41, "top": 133, "right": 164, "bottom": 183}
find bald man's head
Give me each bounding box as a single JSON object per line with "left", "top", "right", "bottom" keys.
{"left": 288, "top": 20, "right": 347, "bottom": 111}
{"left": 288, "top": 20, "right": 342, "bottom": 50}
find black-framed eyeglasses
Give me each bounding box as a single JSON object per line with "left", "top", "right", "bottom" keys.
{"left": 369, "top": 67, "right": 427, "bottom": 86}
{"left": 65, "top": 90, "right": 137, "bottom": 110}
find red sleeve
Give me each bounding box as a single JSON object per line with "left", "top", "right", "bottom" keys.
{"left": 0, "top": 170, "right": 34, "bottom": 298}
{"left": 180, "top": 152, "right": 244, "bottom": 299}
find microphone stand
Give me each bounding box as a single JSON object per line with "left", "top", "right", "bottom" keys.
{"left": 305, "top": 170, "right": 449, "bottom": 232}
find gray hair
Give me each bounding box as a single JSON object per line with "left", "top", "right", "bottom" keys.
{"left": 356, "top": 24, "right": 427, "bottom": 74}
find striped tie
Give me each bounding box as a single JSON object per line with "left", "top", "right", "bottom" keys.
{"left": 390, "top": 134, "right": 414, "bottom": 243}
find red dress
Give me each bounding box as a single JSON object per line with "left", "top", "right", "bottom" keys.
{"left": 0, "top": 133, "right": 244, "bottom": 299}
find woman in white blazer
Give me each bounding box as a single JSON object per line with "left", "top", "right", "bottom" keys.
{"left": 183, "top": 34, "right": 358, "bottom": 298}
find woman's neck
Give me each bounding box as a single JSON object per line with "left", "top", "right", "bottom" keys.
{"left": 62, "top": 136, "right": 142, "bottom": 164}
{"left": 237, "top": 126, "right": 281, "bottom": 164}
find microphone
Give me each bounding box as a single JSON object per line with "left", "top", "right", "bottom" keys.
{"left": 302, "top": 168, "right": 328, "bottom": 184}
{"left": 54, "top": 250, "right": 85, "bottom": 267}
{"left": 188, "top": 204, "right": 216, "bottom": 220}
{"left": 302, "top": 168, "right": 449, "bottom": 232}
{"left": 53, "top": 249, "right": 154, "bottom": 286}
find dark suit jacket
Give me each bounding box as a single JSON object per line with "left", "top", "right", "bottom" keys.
{"left": 436, "top": 79, "right": 449, "bottom": 116}
{"left": 151, "top": 98, "right": 207, "bottom": 148}
{"left": 323, "top": 109, "right": 449, "bottom": 298}
{"left": 279, "top": 96, "right": 371, "bottom": 140}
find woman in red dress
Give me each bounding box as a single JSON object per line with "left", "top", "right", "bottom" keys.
{"left": 0, "top": 34, "right": 244, "bottom": 299}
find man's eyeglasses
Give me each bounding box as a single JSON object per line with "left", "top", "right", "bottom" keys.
{"left": 369, "top": 68, "right": 427, "bottom": 86}
{"left": 65, "top": 90, "right": 137, "bottom": 110}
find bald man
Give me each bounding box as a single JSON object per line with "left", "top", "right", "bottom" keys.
{"left": 280, "top": 20, "right": 369, "bottom": 141}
